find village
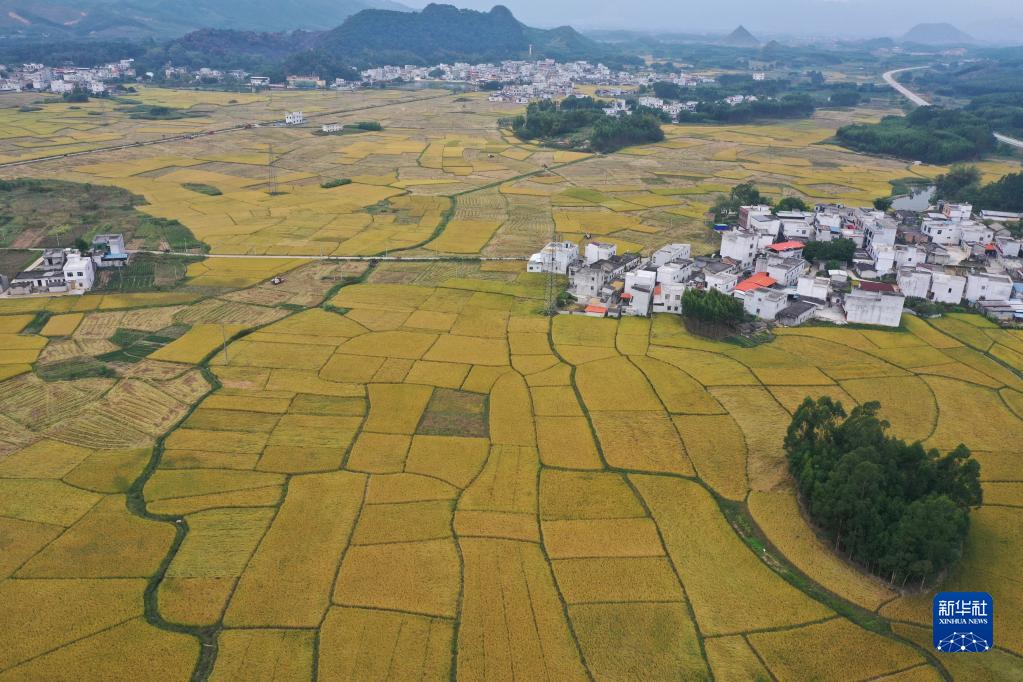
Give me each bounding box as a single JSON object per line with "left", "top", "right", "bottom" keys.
{"left": 530, "top": 201, "right": 1023, "bottom": 327}
{"left": 1, "top": 56, "right": 736, "bottom": 124}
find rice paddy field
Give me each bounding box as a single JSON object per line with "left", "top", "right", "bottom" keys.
{"left": 2, "top": 85, "right": 1023, "bottom": 679}
{"left": 0, "top": 252, "right": 1021, "bottom": 680}
{"left": 4, "top": 87, "right": 1019, "bottom": 260}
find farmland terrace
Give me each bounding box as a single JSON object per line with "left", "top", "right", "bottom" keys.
{"left": 0, "top": 256, "right": 1021, "bottom": 679}
{"left": 1, "top": 85, "right": 1022, "bottom": 680}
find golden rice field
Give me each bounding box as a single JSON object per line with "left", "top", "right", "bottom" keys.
{"left": 4, "top": 87, "right": 1019, "bottom": 261}
{"left": 1, "top": 255, "right": 1021, "bottom": 679}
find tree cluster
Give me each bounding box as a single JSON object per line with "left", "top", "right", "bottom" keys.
{"left": 511, "top": 98, "right": 663, "bottom": 153}
{"left": 935, "top": 164, "right": 1023, "bottom": 213}
{"left": 678, "top": 94, "right": 815, "bottom": 124}
{"left": 681, "top": 288, "right": 744, "bottom": 324}
{"left": 711, "top": 182, "right": 765, "bottom": 222}
{"left": 802, "top": 238, "right": 855, "bottom": 264}
{"left": 786, "top": 397, "right": 981, "bottom": 585}
{"left": 835, "top": 106, "right": 996, "bottom": 164}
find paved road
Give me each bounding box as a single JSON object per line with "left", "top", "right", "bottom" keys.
{"left": 883, "top": 67, "right": 1023, "bottom": 149}
{"left": 994, "top": 132, "right": 1023, "bottom": 150}
{"left": 882, "top": 67, "right": 932, "bottom": 106}
{"left": 133, "top": 251, "right": 530, "bottom": 261}
{"left": 8, "top": 247, "right": 529, "bottom": 261}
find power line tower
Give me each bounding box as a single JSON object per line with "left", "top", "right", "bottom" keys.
{"left": 266, "top": 142, "right": 278, "bottom": 196}
{"left": 543, "top": 228, "right": 559, "bottom": 316}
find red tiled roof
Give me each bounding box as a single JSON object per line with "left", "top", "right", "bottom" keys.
{"left": 584, "top": 304, "right": 608, "bottom": 314}
{"left": 767, "top": 241, "right": 805, "bottom": 252}
{"left": 859, "top": 281, "right": 896, "bottom": 293}
{"left": 620, "top": 293, "right": 633, "bottom": 300}
{"left": 735, "top": 272, "right": 777, "bottom": 292}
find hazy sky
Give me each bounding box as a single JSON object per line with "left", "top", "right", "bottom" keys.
{"left": 404, "top": 0, "right": 1023, "bottom": 41}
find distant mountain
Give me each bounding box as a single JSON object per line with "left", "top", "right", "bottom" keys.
{"left": 133, "top": 4, "right": 630, "bottom": 80}
{"left": 901, "top": 23, "right": 975, "bottom": 45}
{"left": 314, "top": 4, "right": 614, "bottom": 64}
{"left": 0, "top": 0, "right": 410, "bottom": 39}
{"left": 721, "top": 25, "right": 760, "bottom": 48}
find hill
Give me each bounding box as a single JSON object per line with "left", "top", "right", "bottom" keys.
{"left": 128, "top": 4, "right": 627, "bottom": 79}
{"left": 315, "top": 4, "right": 614, "bottom": 64}
{"left": 901, "top": 22, "right": 974, "bottom": 45}
{"left": 0, "top": 0, "right": 409, "bottom": 39}
{"left": 721, "top": 25, "right": 760, "bottom": 48}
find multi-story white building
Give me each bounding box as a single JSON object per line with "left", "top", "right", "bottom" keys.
{"left": 652, "top": 282, "right": 686, "bottom": 314}
{"left": 527, "top": 241, "right": 579, "bottom": 274}
{"left": 844, "top": 289, "right": 905, "bottom": 327}
{"left": 622, "top": 269, "right": 657, "bottom": 316}
{"left": 757, "top": 253, "right": 807, "bottom": 287}
{"left": 965, "top": 272, "right": 1014, "bottom": 303}
{"left": 284, "top": 111, "right": 305, "bottom": 125}
{"left": 720, "top": 229, "right": 759, "bottom": 269}
{"left": 584, "top": 242, "right": 616, "bottom": 265}
{"left": 62, "top": 251, "right": 95, "bottom": 293}
{"left": 796, "top": 275, "right": 831, "bottom": 301}
{"left": 649, "top": 243, "right": 691, "bottom": 267}
{"left": 930, "top": 271, "right": 967, "bottom": 304}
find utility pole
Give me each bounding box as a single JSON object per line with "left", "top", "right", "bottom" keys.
{"left": 220, "top": 322, "right": 229, "bottom": 363}
{"left": 266, "top": 142, "right": 278, "bottom": 195}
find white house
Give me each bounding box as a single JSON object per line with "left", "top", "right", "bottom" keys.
{"left": 527, "top": 241, "right": 579, "bottom": 274}
{"left": 863, "top": 219, "right": 897, "bottom": 249}
{"left": 844, "top": 289, "right": 905, "bottom": 327}
{"left": 285, "top": 111, "right": 305, "bottom": 125}
{"left": 739, "top": 204, "right": 773, "bottom": 228}
{"left": 894, "top": 244, "right": 922, "bottom": 269}
{"left": 757, "top": 254, "right": 807, "bottom": 287}
{"left": 321, "top": 123, "right": 344, "bottom": 133}
{"left": 649, "top": 243, "right": 691, "bottom": 267}
{"left": 930, "top": 272, "right": 967, "bottom": 304}
{"left": 705, "top": 269, "right": 739, "bottom": 294}
{"left": 584, "top": 242, "right": 617, "bottom": 265}
{"left": 62, "top": 251, "right": 95, "bottom": 293}
{"left": 744, "top": 287, "right": 789, "bottom": 321}
{"left": 959, "top": 221, "right": 995, "bottom": 245}
{"left": 869, "top": 244, "right": 897, "bottom": 275}
{"left": 921, "top": 217, "right": 960, "bottom": 245}
{"left": 652, "top": 282, "right": 685, "bottom": 314}
{"left": 657, "top": 260, "right": 693, "bottom": 286}
{"left": 897, "top": 268, "right": 932, "bottom": 299}
{"left": 748, "top": 213, "right": 781, "bottom": 240}
{"left": 964, "top": 272, "right": 1014, "bottom": 303}
{"left": 942, "top": 202, "right": 973, "bottom": 221}
{"left": 622, "top": 269, "right": 657, "bottom": 316}
{"left": 796, "top": 275, "right": 831, "bottom": 302}
{"left": 720, "top": 229, "right": 759, "bottom": 269}
{"left": 777, "top": 211, "right": 814, "bottom": 240}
